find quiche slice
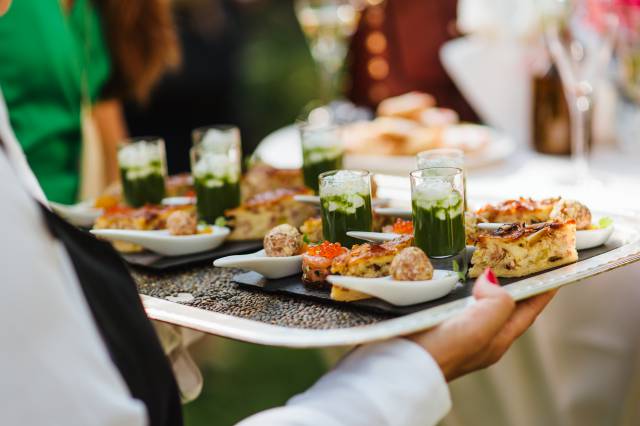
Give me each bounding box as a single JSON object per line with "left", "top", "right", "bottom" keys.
{"left": 476, "top": 197, "right": 559, "bottom": 225}
{"left": 225, "top": 187, "right": 317, "bottom": 241}
{"left": 469, "top": 221, "right": 578, "bottom": 278}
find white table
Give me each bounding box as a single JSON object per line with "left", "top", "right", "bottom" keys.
{"left": 441, "top": 146, "right": 640, "bottom": 426}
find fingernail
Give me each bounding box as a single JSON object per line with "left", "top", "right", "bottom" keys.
{"left": 484, "top": 267, "right": 499, "bottom": 285}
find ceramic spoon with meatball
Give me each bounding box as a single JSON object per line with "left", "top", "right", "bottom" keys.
{"left": 91, "top": 210, "right": 230, "bottom": 256}
{"left": 214, "top": 224, "right": 305, "bottom": 279}
{"left": 327, "top": 247, "right": 459, "bottom": 306}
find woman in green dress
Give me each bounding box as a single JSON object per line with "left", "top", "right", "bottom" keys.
{"left": 0, "top": 0, "right": 179, "bottom": 204}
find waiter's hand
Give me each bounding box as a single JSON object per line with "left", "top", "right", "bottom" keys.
{"left": 407, "top": 268, "right": 557, "bottom": 381}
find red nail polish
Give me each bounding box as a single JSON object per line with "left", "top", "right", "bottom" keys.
{"left": 485, "top": 268, "right": 499, "bottom": 285}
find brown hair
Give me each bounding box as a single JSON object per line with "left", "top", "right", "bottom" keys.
{"left": 96, "top": 0, "right": 181, "bottom": 103}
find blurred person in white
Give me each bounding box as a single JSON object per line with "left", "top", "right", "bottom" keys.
{"left": 436, "top": 1, "right": 640, "bottom": 425}
{"left": 0, "top": 1, "right": 557, "bottom": 425}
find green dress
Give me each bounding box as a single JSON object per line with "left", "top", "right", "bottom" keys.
{"left": 0, "top": 0, "right": 111, "bottom": 203}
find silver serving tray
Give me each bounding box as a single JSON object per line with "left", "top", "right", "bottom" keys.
{"left": 142, "top": 208, "right": 640, "bottom": 348}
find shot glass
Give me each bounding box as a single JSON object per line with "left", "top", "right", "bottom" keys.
{"left": 319, "top": 169, "right": 372, "bottom": 247}
{"left": 417, "top": 148, "right": 466, "bottom": 209}
{"left": 118, "top": 136, "right": 167, "bottom": 207}
{"left": 299, "top": 122, "right": 344, "bottom": 193}
{"left": 411, "top": 167, "right": 465, "bottom": 258}
{"left": 190, "top": 126, "right": 242, "bottom": 224}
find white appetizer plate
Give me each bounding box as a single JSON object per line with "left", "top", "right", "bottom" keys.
{"left": 477, "top": 222, "right": 615, "bottom": 251}
{"left": 214, "top": 250, "right": 302, "bottom": 279}
{"left": 327, "top": 270, "right": 459, "bottom": 306}
{"left": 50, "top": 201, "right": 103, "bottom": 227}
{"left": 91, "top": 226, "right": 229, "bottom": 256}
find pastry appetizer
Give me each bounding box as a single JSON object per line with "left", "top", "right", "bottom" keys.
{"left": 390, "top": 247, "right": 433, "bottom": 281}
{"left": 264, "top": 224, "right": 303, "bottom": 257}
{"left": 469, "top": 222, "right": 578, "bottom": 278}
{"left": 241, "top": 163, "right": 304, "bottom": 200}
{"left": 377, "top": 91, "right": 436, "bottom": 120}
{"left": 330, "top": 235, "right": 414, "bottom": 278}
{"left": 418, "top": 107, "right": 459, "bottom": 128}
{"left": 300, "top": 217, "right": 323, "bottom": 244}
{"left": 476, "top": 197, "right": 559, "bottom": 225}
{"left": 225, "top": 187, "right": 316, "bottom": 240}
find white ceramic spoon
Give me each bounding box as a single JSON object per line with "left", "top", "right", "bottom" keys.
{"left": 373, "top": 206, "right": 412, "bottom": 218}
{"left": 327, "top": 270, "right": 459, "bottom": 306}
{"left": 213, "top": 250, "right": 302, "bottom": 279}
{"left": 477, "top": 222, "right": 614, "bottom": 250}
{"left": 347, "top": 231, "right": 401, "bottom": 243}
{"left": 161, "top": 196, "right": 195, "bottom": 206}
{"left": 50, "top": 201, "right": 103, "bottom": 227}
{"left": 90, "top": 226, "right": 229, "bottom": 256}
{"left": 294, "top": 195, "right": 391, "bottom": 207}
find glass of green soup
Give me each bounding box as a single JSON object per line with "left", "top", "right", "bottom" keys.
{"left": 416, "top": 148, "right": 466, "bottom": 209}
{"left": 319, "top": 169, "right": 372, "bottom": 247}
{"left": 299, "top": 122, "right": 344, "bottom": 193}
{"left": 191, "top": 126, "right": 242, "bottom": 224}
{"left": 411, "top": 167, "right": 465, "bottom": 258}
{"left": 118, "top": 137, "right": 167, "bottom": 207}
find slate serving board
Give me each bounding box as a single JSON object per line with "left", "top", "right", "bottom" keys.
{"left": 123, "top": 240, "right": 263, "bottom": 271}
{"left": 233, "top": 240, "right": 622, "bottom": 316}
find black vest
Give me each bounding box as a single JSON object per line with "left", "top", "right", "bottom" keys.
{"left": 39, "top": 204, "right": 183, "bottom": 426}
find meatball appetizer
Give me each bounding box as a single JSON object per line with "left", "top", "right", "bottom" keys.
{"left": 263, "top": 224, "right": 303, "bottom": 257}
{"left": 549, "top": 199, "right": 592, "bottom": 230}
{"left": 390, "top": 247, "right": 434, "bottom": 281}
{"left": 167, "top": 210, "right": 198, "bottom": 236}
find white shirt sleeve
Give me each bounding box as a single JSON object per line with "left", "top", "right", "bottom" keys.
{"left": 237, "top": 338, "right": 452, "bottom": 426}
{"left": 0, "top": 134, "right": 147, "bottom": 424}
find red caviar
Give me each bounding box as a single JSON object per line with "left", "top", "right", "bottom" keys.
{"left": 306, "top": 241, "right": 344, "bottom": 259}
{"left": 392, "top": 219, "right": 414, "bottom": 235}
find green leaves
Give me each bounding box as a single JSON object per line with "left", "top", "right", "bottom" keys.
{"left": 598, "top": 217, "right": 613, "bottom": 229}
{"left": 214, "top": 216, "right": 228, "bottom": 227}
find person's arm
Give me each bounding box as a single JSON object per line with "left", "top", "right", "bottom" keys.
{"left": 238, "top": 270, "right": 556, "bottom": 426}
{"left": 0, "top": 153, "right": 146, "bottom": 425}
{"left": 92, "top": 99, "right": 128, "bottom": 185}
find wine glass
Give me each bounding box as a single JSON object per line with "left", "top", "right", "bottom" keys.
{"left": 544, "top": 0, "right": 617, "bottom": 185}
{"left": 295, "top": 0, "right": 363, "bottom": 103}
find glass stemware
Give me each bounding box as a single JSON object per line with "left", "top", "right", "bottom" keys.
{"left": 295, "top": 0, "right": 363, "bottom": 103}
{"left": 544, "top": 0, "right": 617, "bottom": 184}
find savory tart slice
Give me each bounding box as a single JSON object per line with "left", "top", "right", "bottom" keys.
{"left": 330, "top": 235, "right": 414, "bottom": 278}
{"left": 469, "top": 221, "right": 578, "bottom": 278}
{"left": 225, "top": 187, "right": 316, "bottom": 240}
{"left": 476, "top": 197, "right": 559, "bottom": 224}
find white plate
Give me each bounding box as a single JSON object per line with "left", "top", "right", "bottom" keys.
{"left": 214, "top": 250, "right": 302, "bottom": 279}
{"left": 90, "top": 226, "right": 229, "bottom": 256}
{"left": 347, "top": 231, "right": 400, "bottom": 243}
{"left": 477, "top": 222, "right": 615, "bottom": 251}
{"left": 255, "top": 124, "right": 515, "bottom": 174}
{"left": 327, "top": 270, "right": 459, "bottom": 306}
{"left": 50, "top": 201, "right": 103, "bottom": 227}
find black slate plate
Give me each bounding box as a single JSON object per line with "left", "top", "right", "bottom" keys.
{"left": 233, "top": 240, "right": 622, "bottom": 316}
{"left": 123, "top": 240, "right": 263, "bottom": 271}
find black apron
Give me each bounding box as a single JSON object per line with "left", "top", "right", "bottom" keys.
{"left": 38, "top": 204, "right": 183, "bottom": 426}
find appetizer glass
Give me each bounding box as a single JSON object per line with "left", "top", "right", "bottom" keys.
{"left": 416, "top": 148, "right": 466, "bottom": 209}
{"left": 118, "top": 136, "right": 167, "bottom": 207}
{"left": 190, "top": 126, "right": 242, "bottom": 224}
{"left": 319, "top": 169, "right": 372, "bottom": 247}
{"left": 411, "top": 167, "right": 466, "bottom": 259}
{"left": 299, "top": 122, "right": 344, "bottom": 192}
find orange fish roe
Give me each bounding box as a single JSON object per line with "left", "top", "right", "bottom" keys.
{"left": 392, "top": 219, "right": 414, "bottom": 235}
{"left": 307, "top": 241, "right": 344, "bottom": 259}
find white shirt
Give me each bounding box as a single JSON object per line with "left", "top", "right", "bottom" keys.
{"left": 0, "top": 88, "right": 451, "bottom": 426}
